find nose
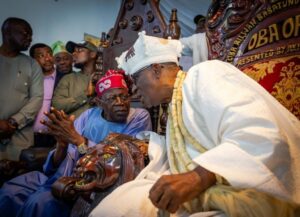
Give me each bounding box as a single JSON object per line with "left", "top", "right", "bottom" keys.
{"left": 114, "top": 96, "right": 124, "bottom": 105}
{"left": 45, "top": 54, "right": 53, "bottom": 61}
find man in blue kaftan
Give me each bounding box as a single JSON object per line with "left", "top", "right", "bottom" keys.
{"left": 0, "top": 70, "right": 152, "bottom": 217}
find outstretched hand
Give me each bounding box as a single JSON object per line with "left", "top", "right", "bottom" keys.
{"left": 41, "top": 107, "right": 84, "bottom": 146}
{"left": 149, "top": 166, "right": 216, "bottom": 213}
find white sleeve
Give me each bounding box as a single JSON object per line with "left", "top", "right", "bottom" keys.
{"left": 180, "top": 35, "right": 193, "bottom": 56}
{"left": 183, "top": 60, "right": 299, "bottom": 202}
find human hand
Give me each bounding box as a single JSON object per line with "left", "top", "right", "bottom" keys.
{"left": 149, "top": 166, "right": 216, "bottom": 213}
{"left": 41, "top": 108, "right": 85, "bottom": 146}
{"left": 86, "top": 72, "right": 98, "bottom": 97}
{"left": 0, "top": 120, "right": 16, "bottom": 139}
{"left": 86, "top": 80, "right": 95, "bottom": 97}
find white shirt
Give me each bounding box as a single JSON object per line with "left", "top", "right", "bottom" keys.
{"left": 180, "top": 33, "right": 208, "bottom": 65}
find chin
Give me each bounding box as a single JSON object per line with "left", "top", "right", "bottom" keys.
{"left": 20, "top": 46, "right": 30, "bottom": 51}
{"left": 114, "top": 117, "right": 127, "bottom": 123}
{"left": 59, "top": 68, "right": 71, "bottom": 73}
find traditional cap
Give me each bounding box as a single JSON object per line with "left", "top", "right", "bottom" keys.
{"left": 116, "top": 31, "right": 183, "bottom": 75}
{"left": 51, "top": 41, "right": 69, "bottom": 56}
{"left": 95, "top": 69, "right": 128, "bottom": 97}
{"left": 66, "top": 40, "right": 98, "bottom": 53}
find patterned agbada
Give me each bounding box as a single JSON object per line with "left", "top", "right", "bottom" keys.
{"left": 0, "top": 107, "right": 152, "bottom": 217}
{"left": 89, "top": 60, "right": 300, "bottom": 217}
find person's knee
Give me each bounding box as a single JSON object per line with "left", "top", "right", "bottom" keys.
{"left": 0, "top": 191, "right": 16, "bottom": 217}
{"left": 18, "top": 189, "right": 70, "bottom": 217}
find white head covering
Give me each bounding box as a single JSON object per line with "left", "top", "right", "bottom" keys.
{"left": 116, "top": 31, "right": 183, "bottom": 75}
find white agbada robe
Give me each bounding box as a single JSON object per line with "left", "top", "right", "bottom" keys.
{"left": 89, "top": 60, "right": 300, "bottom": 217}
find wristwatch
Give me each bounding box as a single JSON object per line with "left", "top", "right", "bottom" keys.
{"left": 8, "top": 118, "right": 18, "bottom": 129}
{"left": 78, "top": 142, "right": 88, "bottom": 154}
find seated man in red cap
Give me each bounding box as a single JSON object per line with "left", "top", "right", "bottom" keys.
{"left": 0, "top": 70, "right": 152, "bottom": 217}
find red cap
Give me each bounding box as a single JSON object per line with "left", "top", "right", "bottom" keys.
{"left": 95, "top": 69, "right": 128, "bottom": 97}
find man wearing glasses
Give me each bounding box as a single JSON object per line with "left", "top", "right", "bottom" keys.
{"left": 0, "top": 70, "right": 152, "bottom": 217}
{"left": 52, "top": 40, "right": 98, "bottom": 118}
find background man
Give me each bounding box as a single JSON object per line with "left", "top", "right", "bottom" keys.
{"left": 0, "top": 17, "right": 43, "bottom": 160}
{"left": 52, "top": 40, "right": 98, "bottom": 118}
{"left": 29, "top": 43, "right": 57, "bottom": 147}
{"left": 51, "top": 40, "right": 73, "bottom": 87}
{"left": 180, "top": 14, "right": 208, "bottom": 67}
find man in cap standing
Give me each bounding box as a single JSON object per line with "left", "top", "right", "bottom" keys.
{"left": 52, "top": 40, "right": 98, "bottom": 118}
{"left": 0, "top": 69, "right": 152, "bottom": 217}
{"left": 51, "top": 40, "right": 73, "bottom": 88}
{"left": 180, "top": 14, "right": 208, "bottom": 67}
{"left": 89, "top": 32, "right": 300, "bottom": 217}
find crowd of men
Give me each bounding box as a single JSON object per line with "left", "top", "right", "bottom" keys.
{"left": 0, "top": 16, "right": 299, "bottom": 217}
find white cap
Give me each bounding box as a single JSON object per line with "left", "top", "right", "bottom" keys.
{"left": 116, "top": 31, "right": 183, "bottom": 75}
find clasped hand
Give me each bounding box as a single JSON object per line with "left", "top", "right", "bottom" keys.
{"left": 41, "top": 107, "right": 84, "bottom": 146}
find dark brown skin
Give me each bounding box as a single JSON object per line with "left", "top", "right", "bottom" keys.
{"left": 132, "top": 63, "right": 216, "bottom": 213}
{"left": 0, "top": 120, "right": 16, "bottom": 140}
{"left": 0, "top": 19, "right": 32, "bottom": 57}
{"left": 41, "top": 88, "right": 130, "bottom": 168}
{"left": 0, "top": 18, "right": 32, "bottom": 137}
{"left": 54, "top": 52, "right": 73, "bottom": 74}
{"left": 132, "top": 63, "right": 179, "bottom": 108}
{"left": 98, "top": 88, "right": 130, "bottom": 123}
{"left": 72, "top": 46, "right": 97, "bottom": 97}
{"left": 33, "top": 46, "right": 55, "bottom": 75}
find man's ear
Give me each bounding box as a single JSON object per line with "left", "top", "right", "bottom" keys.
{"left": 90, "top": 51, "right": 97, "bottom": 59}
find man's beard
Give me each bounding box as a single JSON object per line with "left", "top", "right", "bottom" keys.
{"left": 74, "top": 63, "right": 84, "bottom": 69}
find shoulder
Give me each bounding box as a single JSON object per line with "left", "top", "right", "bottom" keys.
{"left": 18, "top": 53, "right": 39, "bottom": 67}
{"left": 186, "top": 60, "right": 240, "bottom": 84}
{"left": 63, "top": 72, "right": 77, "bottom": 79}
{"left": 130, "top": 108, "right": 150, "bottom": 119}
{"left": 57, "top": 72, "right": 77, "bottom": 84}
{"left": 180, "top": 33, "right": 206, "bottom": 43}
{"left": 74, "top": 107, "right": 99, "bottom": 126}
{"left": 16, "top": 54, "right": 42, "bottom": 76}
{"left": 18, "top": 53, "right": 32, "bottom": 62}
{"left": 77, "top": 107, "right": 99, "bottom": 119}
{"left": 126, "top": 107, "right": 151, "bottom": 124}
{"left": 184, "top": 60, "right": 264, "bottom": 107}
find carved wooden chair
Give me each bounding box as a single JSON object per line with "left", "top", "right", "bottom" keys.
{"left": 205, "top": 0, "right": 299, "bottom": 119}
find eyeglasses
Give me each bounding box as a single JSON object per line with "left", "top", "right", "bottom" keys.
{"left": 130, "top": 65, "right": 151, "bottom": 83}
{"left": 73, "top": 47, "right": 88, "bottom": 53}
{"left": 103, "top": 94, "right": 130, "bottom": 103}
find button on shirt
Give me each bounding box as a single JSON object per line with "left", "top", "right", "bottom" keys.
{"left": 33, "top": 71, "right": 56, "bottom": 133}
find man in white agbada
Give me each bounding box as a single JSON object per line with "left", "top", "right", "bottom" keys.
{"left": 89, "top": 31, "right": 300, "bottom": 217}
{"left": 180, "top": 15, "right": 208, "bottom": 66}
